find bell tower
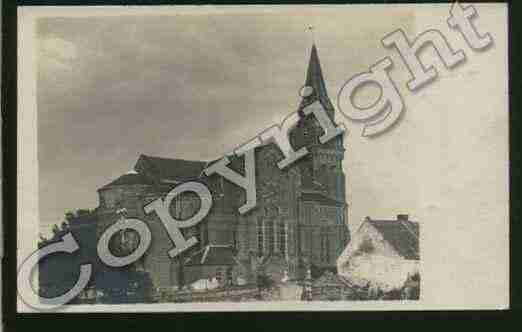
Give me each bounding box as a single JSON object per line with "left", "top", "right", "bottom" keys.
{"left": 294, "top": 44, "right": 346, "bottom": 203}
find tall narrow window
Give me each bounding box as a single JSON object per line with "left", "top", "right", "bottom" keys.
{"left": 195, "top": 223, "right": 203, "bottom": 250}
{"left": 274, "top": 220, "right": 278, "bottom": 253}
{"left": 325, "top": 230, "right": 330, "bottom": 263}
{"left": 320, "top": 227, "right": 325, "bottom": 262}
{"left": 257, "top": 218, "right": 264, "bottom": 256}
{"left": 266, "top": 220, "right": 274, "bottom": 254}
{"left": 202, "top": 222, "right": 209, "bottom": 246}
{"left": 278, "top": 221, "right": 286, "bottom": 256}
{"left": 305, "top": 206, "right": 312, "bottom": 225}
{"left": 320, "top": 226, "right": 329, "bottom": 262}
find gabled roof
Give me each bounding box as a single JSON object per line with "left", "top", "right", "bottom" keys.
{"left": 185, "top": 245, "right": 236, "bottom": 266}
{"left": 134, "top": 154, "right": 207, "bottom": 183}
{"left": 298, "top": 44, "right": 335, "bottom": 114}
{"left": 98, "top": 172, "right": 154, "bottom": 191}
{"left": 368, "top": 219, "right": 420, "bottom": 260}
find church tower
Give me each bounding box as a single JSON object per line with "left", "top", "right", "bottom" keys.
{"left": 289, "top": 44, "right": 349, "bottom": 277}
{"left": 293, "top": 44, "right": 346, "bottom": 205}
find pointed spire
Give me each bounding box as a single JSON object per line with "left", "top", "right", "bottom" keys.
{"left": 298, "top": 44, "right": 335, "bottom": 114}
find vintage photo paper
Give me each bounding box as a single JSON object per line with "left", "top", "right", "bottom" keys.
{"left": 16, "top": 3, "right": 509, "bottom": 312}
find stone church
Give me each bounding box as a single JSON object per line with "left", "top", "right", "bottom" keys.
{"left": 96, "top": 45, "right": 350, "bottom": 290}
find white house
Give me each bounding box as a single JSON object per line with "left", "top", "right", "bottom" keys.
{"left": 337, "top": 215, "right": 420, "bottom": 293}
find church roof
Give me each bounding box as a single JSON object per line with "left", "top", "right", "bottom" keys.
{"left": 98, "top": 172, "right": 154, "bottom": 190}
{"left": 367, "top": 219, "right": 420, "bottom": 260}
{"left": 185, "top": 245, "right": 236, "bottom": 266}
{"left": 134, "top": 154, "right": 207, "bottom": 183}
{"left": 298, "top": 44, "right": 335, "bottom": 114}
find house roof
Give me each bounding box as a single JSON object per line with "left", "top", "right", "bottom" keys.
{"left": 134, "top": 154, "right": 208, "bottom": 183}
{"left": 300, "top": 192, "right": 345, "bottom": 207}
{"left": 368, "top": 219, "right": 420, "bottom": 260}
{"left": 184, "top": 245, "right": 236, "bottom": 266}
{"left": 98, "top": 172, "right": 154, "bottom": 190}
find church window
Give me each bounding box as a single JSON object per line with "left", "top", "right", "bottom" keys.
{"left": 305, "top": 205, "right": 312, "bottom": 225}
{"left": 303, "top": 127, "right": 309, "bottom": 139}
{"left": 320, "top": 226, "right": 329, "bottom": 263}
{"left": 176, "top": 196, "right": 183, "bottom": 218}
{"left": 274, "top": 221, "right": 278, "bottom": 252}
{"left": 198, "top": 222, "right": 209, "bottom": 248}
{"left": 257, "top": 218, "right": 264, "bottom": 256}
{"left": 266, "top": 220, "right": 274, "bottom": 254}
{"left": 278, "top": 221, "right": 286, "bottom": 255}
{"left": 203, "top": 222, "right": 209, "bottom": 246}
{"left": 193, "top": 224, "right": 201, "bottom": 248}
{"left": 104, "top": 192, "right": 117, "bottom": 209}
{"left": 169, "top": 192, "right": 200, "bottom": 220}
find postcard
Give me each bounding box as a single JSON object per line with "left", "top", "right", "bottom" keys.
{"left": 15, "top": 3, "right": 509, "bottom": 312}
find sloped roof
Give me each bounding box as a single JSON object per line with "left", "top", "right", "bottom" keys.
{"left": 98, "top": 172, "right": 154, "bottom": 190}
{"left": 300, "top": 192, "right": 345, "bottom": 207}
{"left": 368, "top": 219, "right": 420, "bottom": 260}
{"left": 185, "top": 245, "right": 236, "bottom": 266}
{"left": 298, "top": 44, "right": 335, "bottom": 115}
{"left": 135, "top": 154, "right": 207, "bottom": 182}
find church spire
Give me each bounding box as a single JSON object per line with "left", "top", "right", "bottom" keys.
{"left": 298, "top": 44, "right": 335, "bottom": 115}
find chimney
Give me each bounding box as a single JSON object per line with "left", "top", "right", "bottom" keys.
{"left": 397, "top": 214, "right": 409, "bottom": 222}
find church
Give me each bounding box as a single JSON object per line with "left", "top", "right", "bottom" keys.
{"left": 95, "top": 44, "right": 350, "bottom": 290}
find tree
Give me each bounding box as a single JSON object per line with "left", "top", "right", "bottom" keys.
{"left": 65, "top": 211, "right": 75, "bottom": 222}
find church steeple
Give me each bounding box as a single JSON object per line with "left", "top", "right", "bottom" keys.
{"left": 292, "top": 43, "right": 345, "bottom": 202}
{"left": 298, "top": 44, "right": 335, "bottom": 116}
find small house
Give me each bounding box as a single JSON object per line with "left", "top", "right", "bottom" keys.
{"left": 337, "top": 214, "right": 420, "bottom": 294}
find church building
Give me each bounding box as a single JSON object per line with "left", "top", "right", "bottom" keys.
{"left": 96, "top": 45, "right": 350, "bottom": 290}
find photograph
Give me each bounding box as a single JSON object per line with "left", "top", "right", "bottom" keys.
{"left": 13, "top": 3, "right": 508, "bottom": 312}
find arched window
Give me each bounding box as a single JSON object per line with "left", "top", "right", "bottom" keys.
{"left": 266, "top": 220, "right": 274, "bottom": 254}
{"left": 257, "top": 218, "right": 264, "bottom": 256}
{"left": 197, "top": 222, "right": 209, "bottom": 249}
{"left": 278, "top": 221, "right": 286, "bottom": 256}
{"left": 320, "top": 226, "right": 329, "bottom": 263}
{"left": 169, "top": 192, "right": 200, "bottom": 220}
